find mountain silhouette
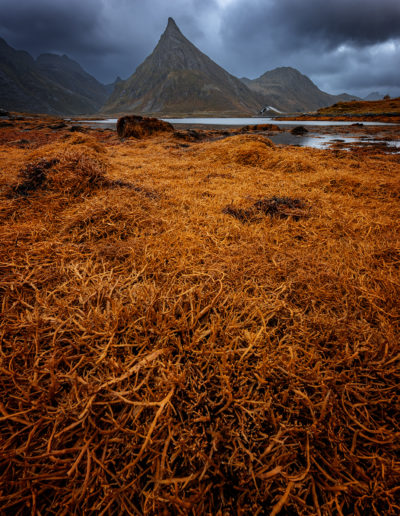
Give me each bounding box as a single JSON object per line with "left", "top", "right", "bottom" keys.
{"left": 104, "top": 18, "right": 261, "bottom": 116}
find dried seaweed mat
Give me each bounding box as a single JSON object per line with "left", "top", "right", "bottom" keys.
{"left": 223, "top": 196, "right": 307, "bottom": 223}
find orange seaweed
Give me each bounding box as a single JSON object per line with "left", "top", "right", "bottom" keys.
{"left": 0, "top": 117, "right": 399, "bottom": 514}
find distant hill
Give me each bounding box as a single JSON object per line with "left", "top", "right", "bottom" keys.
{"left": 336, "top": 92, "right": 360, "bottom": 102}
{"left": 0, "top": 37, "right": 108, "bottom": 115}
{"left": 317, "top": 96, "right": 400, "bottom": 116}
{"left": 103, "top": 18, "right": 261, "bottom": 116}
{"left": 364, "top": 92, "right": 384, "bottom": 101}
{"left": 241, "top": 67, "right": 360, "bottom": 113}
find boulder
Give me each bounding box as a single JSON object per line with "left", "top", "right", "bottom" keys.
{"left": 117, "top": 115, "right": 174, "bottom": 139}
{"left": 291, "top": 126, "right": 308, "bottom": 135}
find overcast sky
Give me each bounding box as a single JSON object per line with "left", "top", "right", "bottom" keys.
{"left": 1, "top": 0, "right": 399, "bottom": 97}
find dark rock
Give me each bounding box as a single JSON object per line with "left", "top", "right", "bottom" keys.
{"left": 174, "top": 129, "right": 203, "bottom": 141}
{"left": 187, "top": 129, "right": 202, "bottom": 140}
{"left": 117, "top": 115, "right": 174, "bottom": 139}
{"left": 0, "top": 108, "right": 10, "bottom": 117}
{"left": 49, "top": 122, "right": 67, "bottom": 130}
{"left": 69, "top": 125, "right": 86, "bottom": 132}
{"left": 291, "top": 126, "right": 309, "bottom": 136}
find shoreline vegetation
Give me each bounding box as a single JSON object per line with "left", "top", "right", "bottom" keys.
{"left": 1, "top": 110, "right": 399, "bottom": 514}
{"left": 277, "top": 96, "right": 400, "bottom": 124}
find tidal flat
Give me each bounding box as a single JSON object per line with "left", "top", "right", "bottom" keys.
{"left": 1, "top": 116, "right": 399, "bottom": 514}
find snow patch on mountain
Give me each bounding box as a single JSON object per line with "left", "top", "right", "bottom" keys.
{"left": 260, "top": 105, "right": 284, "bottom": 114}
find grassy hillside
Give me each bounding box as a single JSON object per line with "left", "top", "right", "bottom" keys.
{"left": 318, "top": 96, "right": 400, "bottom": 115}
{"left": 0, "top": 118, "right": 399, "bottom": 514}
{"left": 277, "top": 97, "right": 400, "bottom": 123}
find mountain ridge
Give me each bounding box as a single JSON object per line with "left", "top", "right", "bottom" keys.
{"left": 1, "top": 20, "right": 361, "bottom": 116}
{"left": 36, "top": 53, "right": 109, "bottom": 111}
{"left": 0, "top": 37, "right": 109, "bottom": 115}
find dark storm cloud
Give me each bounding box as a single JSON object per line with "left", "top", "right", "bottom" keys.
{"left": 0, "top": 0, "right": 107, "bottom": 53}
{"left": 0, "top": 0, "right": 121, "bottom": 81}
{"left": 213, "top": 0, "right": 400, "bottom": 96}
{"left": 0, "top": 0, "right": 399, "bottom": 96}
{"left": 246, "top": 0, "right": 400, "bottom": 49}
{"left": 0, "top": 0, "right": 220, "bottom": 83}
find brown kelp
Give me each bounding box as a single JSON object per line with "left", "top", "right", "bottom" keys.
{"left": 0, "top": 118, "right": 399, "bottom": 514}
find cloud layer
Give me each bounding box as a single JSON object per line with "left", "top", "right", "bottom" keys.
{"left": 0, "top": 0, "right": 399, "bottom": 96}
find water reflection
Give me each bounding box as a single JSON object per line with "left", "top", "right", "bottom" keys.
{"left": 268, "top": 133, "right": 400, "bottom": 150}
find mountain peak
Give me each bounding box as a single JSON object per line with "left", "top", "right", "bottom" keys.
{"left": 165, "top": 17, "right": 182, "bottom": 36}
{"left": 104, "top": 17, "right": 260, "bottom": 115}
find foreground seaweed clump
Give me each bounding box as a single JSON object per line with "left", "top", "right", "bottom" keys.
{"left": 0, "top": 121, "right": 399, "bottom": 514}
{"left": 223, "top": 196, "right": 307, "bottom": 222}
{"left": 10, "top": 152, "right": 108, "bottom": 197}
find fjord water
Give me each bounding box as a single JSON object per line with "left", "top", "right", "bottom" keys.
{"left": 86, "top": 117, "right": 396, "bottom": 127}
{"left": 269, "top": 133, "right": 400, "bottom": 150}
{"left": 163, "top": 117, "right": 396, "bottom": 126}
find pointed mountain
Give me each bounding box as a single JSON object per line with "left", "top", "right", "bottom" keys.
{"left": 0, "top": 36, "right": 108, "bottom": 115}
{"left": 104, "top": 18, "right": 261, "bottom": 116}
{"left": 242, "top": 67, "right": 359, "bottom": 113}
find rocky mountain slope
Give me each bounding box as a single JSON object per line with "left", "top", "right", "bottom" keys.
{"left": 103, "top": 18, "right": 261, "bottom": 116}
{"left": 104, "top": 76, "right": 123, "bottom": 97}
{"left": 0, "top": 37, "right": 109, "bottom": 115}
{"left": 241, "top": 67, "right": 359, "bottom": 113}
{"left": 36, "top": 53, "right": 109, "bottom": 111}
